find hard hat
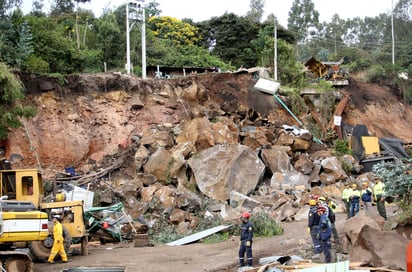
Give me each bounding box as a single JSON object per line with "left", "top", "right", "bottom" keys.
{"left": 309, "top": 199, "right": 317, "bottom": 206}
{"left": 317, "top": 206, "right": 327, "bottom": 213}
{"left": 241, "top": 211, "right": 251, "bottom": 219}
{"left": 351, "top": 183, "right": 357, "bottom": 188}
{"left": 318, "top": 197, "right": 326, "bottom": 202}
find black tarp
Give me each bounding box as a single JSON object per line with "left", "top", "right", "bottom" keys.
{"left": 350, "top": 124, "right": 370, "bottom": 161}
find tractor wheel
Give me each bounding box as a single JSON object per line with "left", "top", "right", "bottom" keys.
{"left": 29, "top": 227, "right": 72, "bottom": 262}
{"left": 4, "top": 256, "right": 34, "bottom": 272}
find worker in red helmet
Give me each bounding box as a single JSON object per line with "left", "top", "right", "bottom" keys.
{"left": 316, "top": 206, "right": 332, "bottom": 263}
{"left": 238, "top": 211, "right": 253, "bottom": 267}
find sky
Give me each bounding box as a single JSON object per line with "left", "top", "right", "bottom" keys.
{"left": 22, "top": 0, "right": 397, "bottom": 27}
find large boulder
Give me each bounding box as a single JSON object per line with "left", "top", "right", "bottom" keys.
{"left": 344, "top": 214, "right": 409, "bottom": 270}
{"left": 188, "top": 144, "right": 265, "bottom": 201}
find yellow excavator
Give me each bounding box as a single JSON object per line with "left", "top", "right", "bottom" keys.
{"left": 0, "top": 159, "right": 88, "bottom": 270}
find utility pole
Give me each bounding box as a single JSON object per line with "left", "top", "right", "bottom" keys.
{"left": 391, "top": 0, "right": 395, "bottom": 65}
{"left": 274, "top": 18, "right": 278, "bottom": 81}
{"left": 126, "top": 3, "right": 131, "bottom": 74}
{"left": 141, "top": 5, "right": 146, "bottom": 79}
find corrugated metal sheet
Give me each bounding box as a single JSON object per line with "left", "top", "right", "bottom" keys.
{"left": 166, "top": 225, "right": 232, "bottom": 246}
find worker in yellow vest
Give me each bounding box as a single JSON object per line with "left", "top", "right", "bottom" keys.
{"left": 349, "top": 183, "right": 361, "bottom": 218}
{"left": 373, "top": 177, "right": 387, "bottom": 220}
{"left": 341, "top": 184, "right": 352, "bottom": 219}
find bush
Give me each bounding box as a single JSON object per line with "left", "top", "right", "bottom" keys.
{"left": 373, "top": 159, "right": 412, "bottom": 211}
{"left": 251, "top": 212, "right": 283, "bottom": 237}
{"left": 23, "top": 55, "right": 50, "bottom": 73}
{"left": 365, "top": 65, "right": 385, "bottom": 83}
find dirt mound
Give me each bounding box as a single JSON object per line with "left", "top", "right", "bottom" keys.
{"left": 344, "top": 78, "right": 412, "bottom": 142}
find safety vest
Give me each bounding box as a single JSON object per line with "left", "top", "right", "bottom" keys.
{"left": 342, "top": 188, "right": 352, "bottom": 201}
{"left": 374, "top": 182, "right": 385, "bottom": 196}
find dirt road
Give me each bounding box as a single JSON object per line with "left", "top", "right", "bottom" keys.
{"left": 34, "top": 213, "right": 348, "bottom": 272}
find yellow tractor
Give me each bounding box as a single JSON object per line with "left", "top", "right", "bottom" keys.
{"left": 0, "top": 159, "right": 88, "bottom": 266}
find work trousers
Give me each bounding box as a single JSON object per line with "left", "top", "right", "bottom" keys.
{"left": 349, "top": 202, "right": 359, "bottom": 218}
{"left": 48, "top": 240, "right": 68, "bottom": 263}
{"left": 343, "top": 199, "right": 350, "bottom": 219}
{"left": 239, "top": 240, "right": 253, "bottom": 266}
{"left": 376, "top": 195, "right": 387, "bottom": 220}
{"left": 362, "top": 201, "right": 373, "bottom": 214}
{"left": 310, "top": 225, "right": 321, "bottom": 254}
{"left": 331, "top": 222, "right": 338, "bottom": 241}
{"left": 319, "top": 239, "right": 331, "bottom": 263}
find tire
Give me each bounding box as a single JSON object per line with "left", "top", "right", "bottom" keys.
{"left": 4, "top": 256, "right": 34, "bottom": 272}
{"left": 29, "top": 226, "right": 72, "bottom": 262}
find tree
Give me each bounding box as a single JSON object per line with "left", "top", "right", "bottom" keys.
{"left": 246, "top": 0, "right": 265, "bottom": 23}
{"left": 0, "top": 62, "right": 36, "bottom": 139}
{"left": 197, "top": 13, "right": 261, "bottom": 68}
{"left": 0, "top": 0, "right": 22, "bottom": 15}
{"left": 94, "top": 13, "right": 123, "bottom": 70}
{"left": 15, "top": 21, "right": 34, "bottom": 69}
{"left": 148, "top": 16, "right": 201, "bottom": 47}
{"left": 287, "top": 0, "right": 320, "bottom": 44}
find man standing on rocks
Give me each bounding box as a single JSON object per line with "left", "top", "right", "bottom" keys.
{"left": 341, "top": 183, "right": 352, "bottom": 219}
{"left": 361, "top": 182, "right": 373, "bottom": 214}
{"left": 238, "top": 211, "right": 253, "bottom": 267}
{"left": 316, "top": 206, "right": 332, "bottom": 263}
{"left": 349, "top": 183, "right": 361, "bottom": 218}
{"left": 307, "top": 199, "right": 321, "bottom": 255}
{"left": 373, "top": 177, "right": 387, "bottom": 220}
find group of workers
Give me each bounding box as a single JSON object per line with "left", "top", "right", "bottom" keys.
{"left": 239, "top": 176, "right": 388, "bottom": 267}
{"left": 307, "top": 195, "right": 336, "bottom": 263}
{"left": 341, "top": 176, "right": 387, "bottom": 220}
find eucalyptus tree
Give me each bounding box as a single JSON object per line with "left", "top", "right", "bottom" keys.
{"left": 287, "top": 0, "right": 320, "bottom": 45}
{"left": 246, "top": 0, "right": 265, "bottom": 23}
{"left": 0, "top": 0, "right": 22, "bottom": 15}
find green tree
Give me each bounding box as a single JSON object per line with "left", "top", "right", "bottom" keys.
{"left": 287, "top": 0, "right": 320, "bottom": 44}
{"left": 0, "top": 62, "right": 36, "bottom": 139}
{"left": 15, "top": 21, "right": 34, "bottom": 69}
{"left": 246, "top": 0, "right": 265, "bottom": 23}
{"left": 197, "top": 13, "right": 261, "bottom": 68}
{"left": 0, "top": 0, "right": 22, "bottom": 15}
{"left": 94, "top": 13, "right": 123, "bottom": 70}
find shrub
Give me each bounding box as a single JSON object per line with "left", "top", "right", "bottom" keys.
{"left": 251, "top": 212, "right": 283, "bottom": 237}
